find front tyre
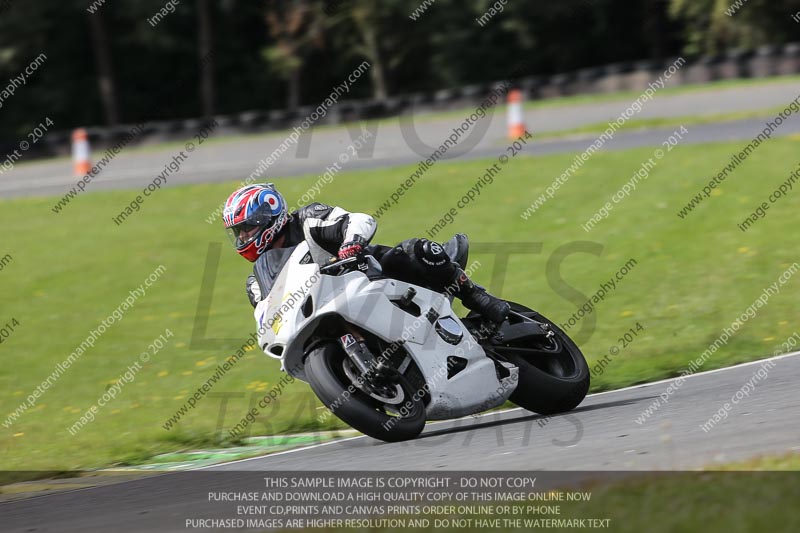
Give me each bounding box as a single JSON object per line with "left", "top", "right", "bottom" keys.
{"left": 493, "top": 303, "right": 590, "bottom": 415}
{"left": 305, "top": 342, "right": 426, "bottom": 442}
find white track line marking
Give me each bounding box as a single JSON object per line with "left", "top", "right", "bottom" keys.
{"left": 201, "top": 350, "right": 800, "bottom": 469}
{"left": 7, "top": 352, "right": 798, "bottom": 503}
{"left": 194, "top": 436, "right": 364, "bottom": 470}
{"left": 585, "top": 350, "right": 800, "bottom": 398}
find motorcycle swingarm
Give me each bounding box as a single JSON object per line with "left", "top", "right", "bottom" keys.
{"left": 496, "top": 320, "right": 551, "bottom": 343}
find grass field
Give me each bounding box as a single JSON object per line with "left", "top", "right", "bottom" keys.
{"left": 1, "top": 134, "right": 799, "bottom": 472}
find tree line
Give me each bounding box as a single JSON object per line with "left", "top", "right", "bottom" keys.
{"left": 0, "top": 0, "right": 798, "bottom": 137}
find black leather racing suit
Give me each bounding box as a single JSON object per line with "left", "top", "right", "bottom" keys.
{"left": 245, "top": 203, "right": 509, "bottom": 323}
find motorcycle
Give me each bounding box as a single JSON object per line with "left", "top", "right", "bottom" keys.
{"left": 254, "top": 234, "right": 589, "bottom": 442}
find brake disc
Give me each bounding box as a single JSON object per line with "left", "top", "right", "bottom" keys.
{"left": 342, "top": 359, "right": 404, "bottom": 405}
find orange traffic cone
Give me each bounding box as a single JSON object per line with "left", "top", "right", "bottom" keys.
{"left": 72, "top": 128, "right": 91, "bottom": 177}
{"left": 506, "top": 89, "right": 527, "bottom": 139}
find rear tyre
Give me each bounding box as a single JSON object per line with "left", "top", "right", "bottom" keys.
{"left": 488, "top": 302, "right": 589, "bottom": 415}
{"left": 305, "top": 342, "right": 426, "bottom": 442}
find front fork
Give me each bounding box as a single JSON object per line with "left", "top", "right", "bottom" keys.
{"left": 339, "top": 323, "right": 400, "bottom": 380}
{"left": 339, "top": 324, "right": 377, "bottom": 375}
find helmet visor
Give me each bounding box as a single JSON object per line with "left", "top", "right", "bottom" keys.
{"left": 226, "top": 203, "right": 278, "bottom": 249}
{"left": 226, "top": 223, "right": 261, "bottom": 249}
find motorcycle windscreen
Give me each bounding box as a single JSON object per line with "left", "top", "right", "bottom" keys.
{"left": 252, "top": 245, "right": 298, "bottom": 297}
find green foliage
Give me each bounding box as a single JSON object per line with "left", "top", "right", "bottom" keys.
{"left": 669, "top": 0, "right": 800, "bottom": 55}
{"left": 4, "top": 0, "right": 789, "bottom": 136}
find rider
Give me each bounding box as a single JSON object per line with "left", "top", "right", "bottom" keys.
{"left": 222, "top": 183, "right": 509, "bottom": 324}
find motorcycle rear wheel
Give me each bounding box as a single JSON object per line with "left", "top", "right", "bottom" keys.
{"left": 486, "top": 302, "right": 590, "bottom": 415}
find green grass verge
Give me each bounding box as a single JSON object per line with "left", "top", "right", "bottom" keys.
{"left": 523, "top": 73, "right": 800, "bottom": 111}
{"left": 532, "top": 106, "right": 793, "bottom": 141}
{"left": 1, "top": 135, "right": 799, "bottom": 472}
{"left": 320, "top": 455, "right": 800, "bottom": 532}
{"left": 712, "top": 451, "right": 800, "bottom": 470}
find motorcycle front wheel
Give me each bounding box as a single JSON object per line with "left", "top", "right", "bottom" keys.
{"left": 305, "top": 342, "right": 426, "bottom": 442}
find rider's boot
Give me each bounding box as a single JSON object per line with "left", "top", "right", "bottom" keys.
{"left": 449, "top": 268, "right": 510, "bottom": 325}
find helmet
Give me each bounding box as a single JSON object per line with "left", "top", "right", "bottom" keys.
{"left": 222, "top": 184, "right": 289, "bottom": 262}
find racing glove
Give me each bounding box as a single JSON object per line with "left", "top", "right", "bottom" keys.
{"left": 337, "top": 236, "right": 366, "bottom": 260}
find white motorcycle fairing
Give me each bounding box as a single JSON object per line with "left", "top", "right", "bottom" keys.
{"left": 254, "top": 241, "right": 518, "bottom": 420}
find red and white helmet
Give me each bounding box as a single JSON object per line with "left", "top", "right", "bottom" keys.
{"left": 222, "top": 184, "right": 289, "bottom": 262}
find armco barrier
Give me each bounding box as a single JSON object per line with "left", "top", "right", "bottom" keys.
{"left": 29, "top": 42, "right": 800, "bottom": 159}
